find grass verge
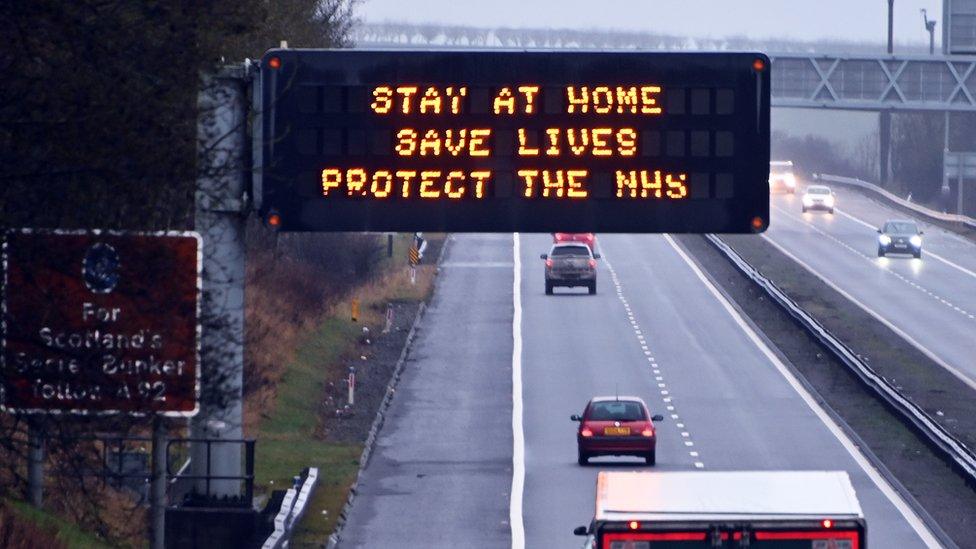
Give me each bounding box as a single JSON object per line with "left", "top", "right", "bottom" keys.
{"left": 253, "top": 234, "right": 442, "bottom": 546}
{"left": 2, "top": 498, "right": 113, "bottom": 549}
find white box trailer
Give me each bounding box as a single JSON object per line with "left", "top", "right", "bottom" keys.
{"left": 577, "top": 471, "right": 866, "bottom": 548}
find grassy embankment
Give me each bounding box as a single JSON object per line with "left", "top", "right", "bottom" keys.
{"left": 0, "top": 498, "right": 114, "bottom": 549}
{"left": 252, "top": 234, "right": 441, "bottom": 546}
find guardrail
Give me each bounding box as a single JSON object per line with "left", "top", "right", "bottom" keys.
{"left": 705, "top": 234, "right": 976, "bottom": 486}
{"left": 813, "top": 173, "right": 976, "bottom": 230}
{"left": 261, "top": 467, "right": 318, "bottom": 549}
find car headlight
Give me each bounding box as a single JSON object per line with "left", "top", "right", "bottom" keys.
{"left": 910, "top": 235, "right": 922, "bottom": 247}
{"left": 802, "top": 196, "right": 813, "bottom": 207}
{"left": 785, "top": 174, "right": 796, "bottom": 187}
{"left": 879, "top": 235, "right": 892, "bottom": 246}
{"left": 824, "top": 195, "right": 835, "bottom": 206}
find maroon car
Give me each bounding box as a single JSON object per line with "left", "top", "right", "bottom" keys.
{"left": 572, "top": 396, "right": 663, "bottom": 466}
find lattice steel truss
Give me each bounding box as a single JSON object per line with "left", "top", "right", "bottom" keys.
{"left": 771, "top": 54, "right": 976, "bottom": 111}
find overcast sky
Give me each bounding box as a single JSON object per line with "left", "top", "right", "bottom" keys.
{"left": 359, "top": 0, "right": 943, "bottom": 46}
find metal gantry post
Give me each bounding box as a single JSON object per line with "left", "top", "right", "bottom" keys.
{"left": 192, "top": 64, "right": 250, "bottom": 498}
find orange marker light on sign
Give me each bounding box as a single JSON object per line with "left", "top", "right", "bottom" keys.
{"left": 751, "top": 216, "right": 765, "bottom": 231}
{"left": 821, "top": 519, "right": 833, "bottom": 528}
{"left": 268, "top": 57, "right": 281, "bottom": 70}
{"left": 628, "top": 521, "right": 640, "bottom": 530}
{"left": 753, "top": 58, "right": 766, "bottom": 72}
{"left": 267, "top": 212, "right": 282, "bottom": 227}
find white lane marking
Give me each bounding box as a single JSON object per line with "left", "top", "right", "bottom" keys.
{"left": 510, "top": 233, "right": 525, "bottom": 549}
{"left": 664, "top": 234, "right": 941, "bottom": 548}
{"left": 604, "top": 252, "right": 703, "bottom": 468}
{"left": 776, "top": 206, "right": 974, "bottom": 321}
{"left": 834, "top": 207, "right": 976, "bottom": 281}
{"left": 762, "top": 233, "right": 976, "bottom": 392}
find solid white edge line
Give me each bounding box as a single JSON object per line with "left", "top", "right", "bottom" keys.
{"left": 510, "top": 232, "right": 526, "bottom": 549}
{"left": 663, "top": 234, "right": 941, "bottom": 549}
{"left": 761, "top": 232, "right": 976, "bottom": 392}
{"left": 833, "top": 207, "right": 976, "bottom": 281}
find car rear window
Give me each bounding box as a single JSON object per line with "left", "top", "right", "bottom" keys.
{"left": 552, "top": 245, "right": 590, "bottom": 257}
{"left": 884, "top": 221, "right": 918, "bottom": 234}
{"left": 588, "top": 401, "right": 646, "bottom": 421}
{"left": 807, "top": 187, "right": 830, "bottom": 195}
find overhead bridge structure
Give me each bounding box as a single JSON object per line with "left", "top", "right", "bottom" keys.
{"left": 770, "top": 54, "right": 976, "bottom": 111}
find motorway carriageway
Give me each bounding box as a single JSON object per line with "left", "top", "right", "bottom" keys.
{"left": 766, "top": 187, "right": 976, "bottom": 391}
{"left": 340, "top": 232, "right": 939, "bottom": 548}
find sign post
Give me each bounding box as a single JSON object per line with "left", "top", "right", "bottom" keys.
{"left": 2, "top": 228, "right": 201, "bottom": 548}
{"left": 408, "top": 246, "right": 419, "bottom": 285}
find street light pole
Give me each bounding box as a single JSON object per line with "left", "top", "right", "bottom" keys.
{"left": 887, "top": 0, "right": 894, "bottom": 54}
{"left": 880, "top": 0, "right": 894, "bottom": 186}
{"left": 921, "top": 9, "right": 937, "bottom": 55}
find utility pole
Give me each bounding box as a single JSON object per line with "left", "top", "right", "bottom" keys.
{"left": 880, "top": 0, "right": 894, "bottom": 186}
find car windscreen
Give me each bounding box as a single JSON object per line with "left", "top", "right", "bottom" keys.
{"left": 588, "top": 401, "right": 646, "bottom": 421}
{"left": 551, "top": 245, "right": 590, "bottom": 257}
{"left": 884, "top": 222, "right": 918, "bottom": 234}
{"left": 807, "top": 187, "right": 830, "bottom": 195}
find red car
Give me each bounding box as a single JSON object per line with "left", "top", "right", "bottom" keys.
{"left": 553, "top": 233, "right": 596, "bottom": 250}
{"left": 572, "top": 396, "right": 663, "bottom": 466}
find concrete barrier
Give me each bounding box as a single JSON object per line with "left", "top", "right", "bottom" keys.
{"left": 261, "top": 467, "right": 318, "bottom": 549}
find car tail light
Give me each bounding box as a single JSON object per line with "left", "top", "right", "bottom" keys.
{"left": 641, "top": 427, "right": 654, "bottom": 437}
{"left": 581, "top": 427, "right": 593, "bottom": 437}
{"left": 588, "top": 259, "right": 596, "bottom": 268}
{"left": 545, "top": 259, "right": 553, "bottom": 268}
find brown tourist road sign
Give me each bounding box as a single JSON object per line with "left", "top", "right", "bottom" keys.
{"left": 1, "top": 229, "right": 201, "bottom": 416}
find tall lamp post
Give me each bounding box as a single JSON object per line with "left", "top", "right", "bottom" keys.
{"left": 880, "top": 0, "right": 894, "bottom": 186}
{"left": 921, "top": 9, "right": 937, "bottom": 55}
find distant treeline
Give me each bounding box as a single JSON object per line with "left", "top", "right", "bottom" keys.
{"left": 352, "top": 22, "right": 931, "bottom": 54}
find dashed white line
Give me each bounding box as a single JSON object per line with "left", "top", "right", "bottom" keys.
{"left": 604, "top": 253, "right": 703, "bottom": 469}
{"left": 834, "top": 207, "right": 976, "bottom": 281}
{"left": 761, "top": 232, "right": 976, "bottom": 392}
{"left": 775, "top": 205, "right": 974, "bottom": 321}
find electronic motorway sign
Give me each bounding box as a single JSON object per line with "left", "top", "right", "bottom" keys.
{"left": 259, "top": 49, "right": 770, "bottom": 233}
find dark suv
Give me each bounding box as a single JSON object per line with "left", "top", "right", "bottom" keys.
{"left": 878, "top": 220, "right": 923, "bottom": 258}
{"left": 541, "top": 243, "right": 599, "bottom": 295}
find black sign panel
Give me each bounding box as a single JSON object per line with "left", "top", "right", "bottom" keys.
{"left": 259, "top": 49, "right": 770, "bottom": 233}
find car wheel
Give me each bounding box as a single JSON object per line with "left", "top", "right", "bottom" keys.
{"left": 577, "top": 449, "right": 589, "bottom": 466}
{"left": 914, "top": 250, "right": 922, "bottom": 259}
{"left": 877, "top": 248, "right": 885, "bottom": 258}
{"left": 545, "top": 281, "right": 554, "bottom": 295}
{"left": 829, "top": 208, "right": 835, "bottom": 214}
{"left": 588, "top": 282, "right": 596, "bottom": 295}
{"left": 644, "top": 450, "right": 656, "bottom": 466}
{"left": 801, "top": 207, "right": 807, "bottom": 213}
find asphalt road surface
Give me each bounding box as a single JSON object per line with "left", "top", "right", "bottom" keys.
{"left": 339, "top": 232, "right": 939, "bottom": 548}
{"left": 766, "top": 186, "right": 976, "bottom": 391}
{"left": 340, "top": 234, "right": 513, "bottom": 548}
